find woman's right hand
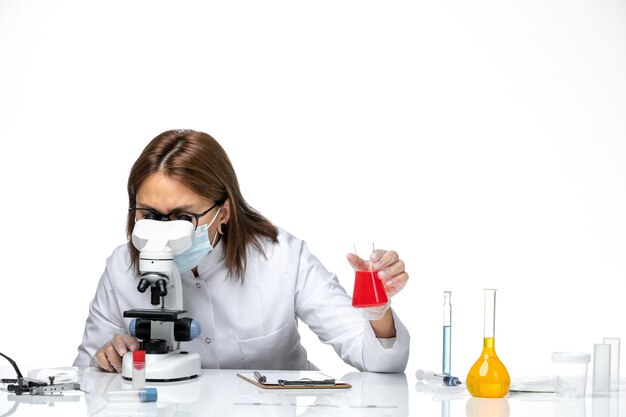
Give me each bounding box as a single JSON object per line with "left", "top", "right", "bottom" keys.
{"left": 94, "top": 334, "right": 140, "bottom": 373}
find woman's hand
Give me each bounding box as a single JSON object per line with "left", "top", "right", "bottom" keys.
{"left": 94, "top": 334, "right": 140, "bottom": 373}
{"left": 346, "top": 248, "right": 409, "bottom": 326}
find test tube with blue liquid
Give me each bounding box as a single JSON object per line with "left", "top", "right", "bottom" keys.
{"left": 443, "top": 291, "right": 451, "bottom": 376}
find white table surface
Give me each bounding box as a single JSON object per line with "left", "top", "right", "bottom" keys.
{"left": 1, "top": 367, "right": 625, "bottom": 417}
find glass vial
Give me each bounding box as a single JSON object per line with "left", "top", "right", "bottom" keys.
{"left": 592, "top": 343, "right": 611, "bottom": 394}
{"left": 107, "top": 388, "right": 157, "bottom": 403}
{"left": 132, "top": 350, "right": 146, "bottom": 389}
{"left": 442, "top": 291, "right": 452, "bottom": 376}
{"left": 466, "top": 289, "right": 510, "bottom": 398}
{"left": 602, "top": 337, "right": 620, "bottom": 391}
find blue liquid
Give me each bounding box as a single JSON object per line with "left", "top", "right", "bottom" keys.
{"left": 442, "top": 325, "right": 451, "bottom": 376}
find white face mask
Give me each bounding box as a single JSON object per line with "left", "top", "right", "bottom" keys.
{"left": 173, "top": 208, "right": 221, "bottom": 273}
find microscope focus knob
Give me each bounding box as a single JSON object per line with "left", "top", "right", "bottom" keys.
{"left": 129, "top": 319, "right": 152, "bottom": 340}
{"left": 174, "top": 318, "right": 202, "bottom": 342}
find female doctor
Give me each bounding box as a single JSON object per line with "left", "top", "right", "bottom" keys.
{"left": 73, "top": 129, "right": 410, "bottom": 373}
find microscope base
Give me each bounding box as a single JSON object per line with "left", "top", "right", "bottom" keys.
{"left": 121, "top": 351, "right": 201, "bottom": 382}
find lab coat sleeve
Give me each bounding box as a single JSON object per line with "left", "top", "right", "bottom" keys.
{"left": 293, "top": 240, "right": 410, "bottom": 373}
{"left": 72, "top": 247, "right": 129, "bottom": 367}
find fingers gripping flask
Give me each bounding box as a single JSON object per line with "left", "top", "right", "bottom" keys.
{"left": 466, "top": 289, "right": 510, "bottom": 398}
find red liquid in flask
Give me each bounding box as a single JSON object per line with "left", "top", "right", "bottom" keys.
{"left": 352, "top": 270, "right": 388, "bottom": 308}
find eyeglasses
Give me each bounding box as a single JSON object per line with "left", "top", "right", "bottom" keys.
{"left": 129, "top": 201, "right": 222, "bottom": 229}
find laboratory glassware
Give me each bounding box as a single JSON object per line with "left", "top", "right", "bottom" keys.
{"left": 351, "top": 243, "right": 388, "bottom": 308}
{"left": 107, "top": 388, "right": 158, "bottom": 403}
{"left": 592, "top": 344, "right": 610, "bottom": 394}
{"left": 466, "top": 288, "right": 510, "bottom": 398}
{"left": 132, "top": 350, "right": 146, "bottom": 389}
{"left": 602, "top": 337, "right": 620, "bottom": 391}
{"left": 552, "top": 351, "right": 590, "bottom": 398}
{"left": 442, "top": 291, "right": 452, "bottom": 376}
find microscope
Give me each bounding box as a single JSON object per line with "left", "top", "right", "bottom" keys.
{"left": 121, "top": 219, "right": 202, "bottom": 382}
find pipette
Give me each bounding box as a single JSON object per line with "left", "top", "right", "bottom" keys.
{"left": 416, "top": 369, "right": 461, "bottom": 387}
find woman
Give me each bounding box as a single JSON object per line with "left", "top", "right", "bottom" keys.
{"left": 73, "top": 129, "right": 410, "bottom": 373}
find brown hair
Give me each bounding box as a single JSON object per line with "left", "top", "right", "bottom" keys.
{"left": 126, "top": 129, "right": 278, "bottom": 280}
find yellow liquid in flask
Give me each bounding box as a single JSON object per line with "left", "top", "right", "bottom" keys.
{"left": 466, "top": 337, "right": 510, "bottom": 398}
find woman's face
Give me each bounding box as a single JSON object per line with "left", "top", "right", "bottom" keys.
{"left": 135, "top": 172, "right": 227, "bottom": 238}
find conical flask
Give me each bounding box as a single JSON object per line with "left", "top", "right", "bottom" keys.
{"left": 466, "top": 288, "right": 510, "bottom": 398}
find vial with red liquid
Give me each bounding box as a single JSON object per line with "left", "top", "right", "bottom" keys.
{"left": 351, "top": 243, "right": 389, "bottom": 308}
{"left": 132, "top": 350, "right": 146, "bottom": 389}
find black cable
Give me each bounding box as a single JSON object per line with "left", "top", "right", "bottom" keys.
{"left": 0, "top": 352, "right": 23, "bottom": 379}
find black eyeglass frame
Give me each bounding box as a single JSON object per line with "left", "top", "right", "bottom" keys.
{"left": 129, "top": 201, "right": 222, "bottom": 229}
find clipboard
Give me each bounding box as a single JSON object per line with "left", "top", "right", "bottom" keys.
{"left": 237, "top": 371, "right": 352, "bottom": 390}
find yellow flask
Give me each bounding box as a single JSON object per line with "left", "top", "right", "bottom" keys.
{"left": 466, "top": 289, "right": 510, "bottom": 398}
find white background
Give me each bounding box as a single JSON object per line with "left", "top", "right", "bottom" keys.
{"left": 0, "top": 0, "right": 624, "bottom": 383}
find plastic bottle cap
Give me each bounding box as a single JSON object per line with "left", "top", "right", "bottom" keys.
{"left": 551, "top": 351, "right": 590, "bottom": 364}
{"left": 140, "top": 387, "right": 158, "bottom": 402}
{"left": 133, "top": 350, "right": 146, "bottom": 363}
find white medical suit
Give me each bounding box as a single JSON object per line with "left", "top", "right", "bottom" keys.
{"left": 73, "top": 228, "right": 410, "bottom": 371}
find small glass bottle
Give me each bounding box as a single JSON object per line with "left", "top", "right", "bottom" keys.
{"left": 466, "top": 289, "right": 510, "bottom": 398}
{"left": 132, "top": 350, "right": 146, "bottom": 389}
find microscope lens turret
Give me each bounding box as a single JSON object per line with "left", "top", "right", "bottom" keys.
{"left": 137, "top": 278, "right": 151, "bottom": 293}
{"left": 155, "top": 279, "right": 168, "bottom": 297}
